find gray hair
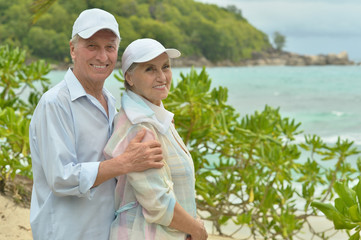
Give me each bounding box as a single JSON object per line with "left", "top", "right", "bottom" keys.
{"left": 70, "top": 34, "right": 81, "bottom": 48}
{"left": 124, "top": 63, "right": 138, "bottom": 90}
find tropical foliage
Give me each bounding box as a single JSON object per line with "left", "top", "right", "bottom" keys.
{"left": 312, "top": 179, "right": 361, "bottom": 240}
{"left": 0, "top": 45, "right": 50, "bottom": 192}
{"left": 0, "top": 0, "right": 271, "bottom": 64}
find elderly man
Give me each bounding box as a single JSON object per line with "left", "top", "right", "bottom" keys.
{"left": 29, "top": 8, "right": 163, "bottom": 240}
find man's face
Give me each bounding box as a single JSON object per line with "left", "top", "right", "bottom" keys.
{"left": 70, "top": 30, "right": 118, "bottom": 87}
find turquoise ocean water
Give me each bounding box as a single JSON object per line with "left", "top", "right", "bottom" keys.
{"left": 47, "top": 66, "right": 361, "bottom": 148}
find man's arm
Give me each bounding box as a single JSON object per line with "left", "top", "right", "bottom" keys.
{"left": 93, "top": 129, "right": 164, "bottom": 187}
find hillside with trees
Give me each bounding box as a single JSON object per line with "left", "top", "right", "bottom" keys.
{"left": 0, "top": 0, "right": 272, "bottom": 65}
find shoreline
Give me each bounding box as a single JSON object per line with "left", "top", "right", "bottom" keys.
{"left": 50, "top": 50, "right": 359, "bottom": 71}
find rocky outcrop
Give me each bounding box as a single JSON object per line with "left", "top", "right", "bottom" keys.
{"left": 238, "top": 49, "right": 354, "bottom": 66}
{"left": 172, "top": 56, "right": 213, "bottom": 68}
{"left": 172, "top": 49, "right": 355, "bottom": 68}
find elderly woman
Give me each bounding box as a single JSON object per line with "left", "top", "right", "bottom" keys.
{"left": 104, "top": 38, "right": 208, "bottom": 240}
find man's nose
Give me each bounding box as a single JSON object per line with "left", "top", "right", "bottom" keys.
{"left": 96, "top": 48, "right": 108, "bottom": 62}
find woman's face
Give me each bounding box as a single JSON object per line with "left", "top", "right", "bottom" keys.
{"left": 125, "top": 53, "right": 172, "bottom": 106}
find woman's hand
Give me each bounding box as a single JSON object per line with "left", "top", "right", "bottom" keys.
{"left": 188, "top": 218, "right": 208, "bottom": 240}
{"left": 169, "top": 203, "right": 208, "bottom": 240}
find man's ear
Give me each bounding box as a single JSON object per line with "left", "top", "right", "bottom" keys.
{"left": 69, "top": 41, "right": 76, "bottom": 61}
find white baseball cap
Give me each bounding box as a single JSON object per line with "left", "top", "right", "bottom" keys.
{"left": 72, "top": 8, "right": 120, "bottom": 39}
{"left": 121, "top": 38, "right": 181, "bottom": 74}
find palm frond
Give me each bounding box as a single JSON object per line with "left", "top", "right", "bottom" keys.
{"left": 30, "top": 0, "right": 57, "bottom": 23}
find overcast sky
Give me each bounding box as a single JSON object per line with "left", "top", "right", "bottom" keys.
{"left": 196, "top": 0, "right": 361, "bottom": 61}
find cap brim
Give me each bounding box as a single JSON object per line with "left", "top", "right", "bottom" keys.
{"left": 77, "top": 26, "right": 120, "bottom": 39}
{"left": 166, "top": 49, "right": 181, "bottom": 58}
{"left": 134, "top": 48, "right": 181, "bottom": 63}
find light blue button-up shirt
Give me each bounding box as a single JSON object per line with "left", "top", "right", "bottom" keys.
{"left": 29, "top": 69, "right": 117, "bottom": 240}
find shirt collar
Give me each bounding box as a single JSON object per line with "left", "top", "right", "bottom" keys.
{"left": 64, "top": 68, "right": 87, "bottom": 101}
{"left": 122, "top": 90, "right": 174, "bottom": 134}
{"left": 64, "top": 68, "right": 116, "bottom": 106}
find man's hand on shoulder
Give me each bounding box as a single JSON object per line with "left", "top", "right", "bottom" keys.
{"left": 94, "top": 129, "right": 164, "bottom": 187}
{"left": 121, "top": 129, "right": 164, "bottom": 173}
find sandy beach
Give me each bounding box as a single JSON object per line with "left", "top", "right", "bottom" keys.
{"left": 0, "top": 194, "right": 32, "bottom": 240}
{"left": 0, "top": 192, "right": 349, "bottom": 240}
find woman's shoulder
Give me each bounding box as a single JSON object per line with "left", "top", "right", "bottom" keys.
{"left": 114, "top": 108, "right": 131, "bottom": 128}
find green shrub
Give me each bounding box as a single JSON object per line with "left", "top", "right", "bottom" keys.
{"left": 0, "top": 45, "right": 50, "bottom": 192}
{"left": 312, "top": 178, "right": 361, "bottom": 240}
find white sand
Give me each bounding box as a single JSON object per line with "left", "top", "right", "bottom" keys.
{"left": 0, "top": 194, "right": 32, "bottom": 240}
{"left": 203, "top": 214, "right": 350, "bottom": 239}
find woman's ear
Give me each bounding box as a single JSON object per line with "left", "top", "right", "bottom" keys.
{"left": 125, "top": 73, "right": 134, "bottom": 86}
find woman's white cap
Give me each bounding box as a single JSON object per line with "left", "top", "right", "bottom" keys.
{"left": 121, "top": 38, "right": 181, "bottom": 74}
{"left": 72, "top": 8, "right": 120, "bottom": 40}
